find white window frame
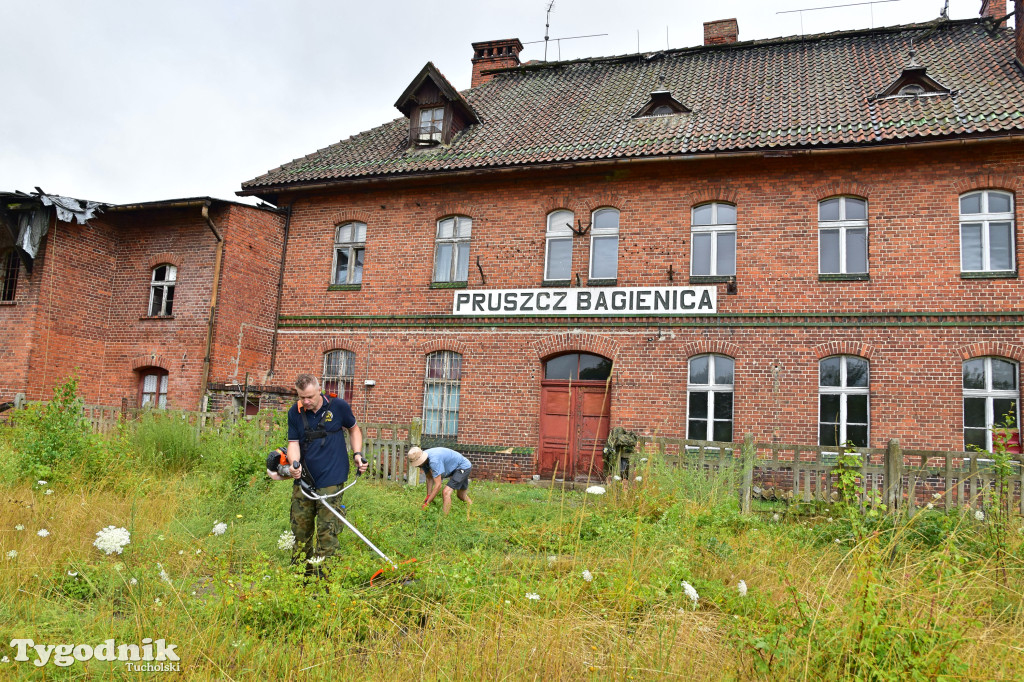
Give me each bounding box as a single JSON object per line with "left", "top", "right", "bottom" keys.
{"left": 686, "top": 354, "right": 735, "bottom": 442}
{"left": 818, "top": 355, "right": 870, "bottom": 447}
{"left": 322, "top": 349, "right": 356, "bottom": 402}
{"left": 418, "top": 106, "right": 444, "bottom": 143}
{"left": 423, "top": 350, "right": 462, "bottom": 437}
{"left": 818, "top": 196, "right": 868, "bottom": 275}
{"left": 959, "top": 190, "right": 1015, "bottom": 273}
{"left": 148, "top": 264, "right": 177, "bottom": 316}
{"left": 331, "top": 222, "right": 366, "bottom": 285}
{"left": 545, "top": 210, "right": 574, "bottom": 281}
{"left": 588, "top": 207, "right": 620, "bottom": 280}
{"left": 690, "top": 202, "right": 737, "bottom": 277}
{"left": 433, "top": 216, "right": 472, "bottom": 283}
{"left": 963, "top": 357, "right": 1020, "bottom": 452}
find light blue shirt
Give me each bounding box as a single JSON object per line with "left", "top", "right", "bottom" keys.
{"left": 424, "top": 447, "right": 472, "bottom": 478}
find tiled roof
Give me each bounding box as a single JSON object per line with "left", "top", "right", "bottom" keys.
{"left": 241, "top": 18, "right": 1024, "bottom": 193}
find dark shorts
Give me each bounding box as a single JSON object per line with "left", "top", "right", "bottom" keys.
{"left": 447, "top": 468, "right": 470, "bottom": 491}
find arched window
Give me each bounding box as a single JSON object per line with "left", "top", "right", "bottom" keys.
{"left": 819, "top": 355, "right": 869, "bottom": 447}
{"left": 960, "top": 190, "right": 1014, "bottom": 274}
{"left": 1, "top": 249, "right": 19, "bottom": 302}
{"left": 687, "top": 354, "right": 734, "bottom": 441}
{"left": 545, "top": 210, "right": 574, "bottom": 281}
{"left": 423, "top": 351, "right": 462, "bottom": 436}
{"left": 963, "top": 357, "right": 1019, "bottom": 452}
{"left": 543, "top": 352, "right": 612, "bottom": 381}
{"left": 818, "top": 196, "right": 868, "bottom": 275}
{"left": 332, "top": 222, "right": 366, "bottom": 285}
{"left": 322, "top": 349, "right": 356, "bottom": 402}
{"left": 138, "top": 367, "right": 169, "bottom": 408}
{"left": 434, "top": 216, "right": 472, "bottom": 283}
{"left": 691, "top": 202, "right": 736, "bottom": 277}
{"left": 589, "top": 208, "right": 619, "bottom": 280}
{"left": 149, "top": 264, "right": 176, "bottom": 316}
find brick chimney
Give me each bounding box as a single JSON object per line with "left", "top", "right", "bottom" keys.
{"left": 981, "top": 0, "right": 1006, "bottom": 18}
{"left": 1016, "top": 0, "right": 1024, "bottom": 66}
{"left": 471, "top": 39, "right": 523, "bottom": 87}
{"left": 703, "top": 18, "right": 739, "bottom": 45}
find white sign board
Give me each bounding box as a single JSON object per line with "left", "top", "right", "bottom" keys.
{"left": 451, "top": 286, "right": 716, "bottom": 316}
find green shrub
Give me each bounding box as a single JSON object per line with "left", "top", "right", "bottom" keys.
{"left": 18, "top": 375, "right": 102, "bottom": 481}
{"left": 126, "top": 410, "right": 204, "bottom": 473}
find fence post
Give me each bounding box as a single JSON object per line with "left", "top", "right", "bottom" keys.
{"left": 739, "top": 433, "right": 755, "bottom": 514}
{"left": 884, "top": 438, "right": 902, "bottom": 514}
{"left": 407, "top": 418, "right": 422, "bottom": 488}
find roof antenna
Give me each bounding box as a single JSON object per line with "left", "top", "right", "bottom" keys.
{"left": 940, "top": 0, "right": 949, "bottom": 19}
{"left": 544, "top": 1, "right": 555, "bottom": 62}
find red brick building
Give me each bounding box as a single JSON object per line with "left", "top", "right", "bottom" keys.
{"left": 238, "top": 4, "right": 1024, "bottom": 480}
{"left": 0, "top": 195, "right": 285, "bottom": 412}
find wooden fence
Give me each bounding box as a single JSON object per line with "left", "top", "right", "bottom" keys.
{"left": 636, "top": 434, "right": 1024, "bottom": 515}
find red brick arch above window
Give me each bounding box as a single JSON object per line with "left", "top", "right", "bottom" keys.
{"left": 130, "top": 354, "right": 169, "bottom": 371}
{"left": 957, "top": 342, "right": 1024, "bottom": 363}
{"left": 329, "top": 211, "right": 373, "bottom": 227}
{"left": 316, "top": 338, "right": 357, "bottom": 355}
{"left": 539, "top": 197, "right": 586, "bottom": 217}
{"left": 580, "top": 192, "right": 627, "bottom": 215}
{"left": 146, "top": 253, "right": 179, "bottom": 270}
{"left": 420, "top": 339, "right": 469, "bottom": 356}
{"left": 952, "top": 174, "right": 1022, "bottom": 196}
{"left": 812, "top": 341, "right": 875, "bottom": 361}
{"left": 682, "top": 340, "right": 741, "bottom": 360}
{"left": 434, "top": 201, "right": 478, "bottom": 221}
{"left": 532, "top": 332, "right": 619, "bottom": 362}
{"left": 686, "top": 186, "right": 739, "bottom": 208}
{"left": 811, "top": 181, "right": 872, "bottom": 202}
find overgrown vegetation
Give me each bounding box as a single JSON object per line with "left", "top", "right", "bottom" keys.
{"left": 0, "top": 378, "right": 1022, "bottom": 679}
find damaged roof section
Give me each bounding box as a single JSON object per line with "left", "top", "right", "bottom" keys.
{"left": 0, "top": 190, "right": 105, "bottom": 272}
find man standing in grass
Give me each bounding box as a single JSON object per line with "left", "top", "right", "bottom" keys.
{"left": 286, "top": 374, "right": 366, "bottom": 569}
{"left": 407, "top": 446, "right": 472, "bottom": 515}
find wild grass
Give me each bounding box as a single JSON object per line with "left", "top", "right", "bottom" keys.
{"left": 1, "top": 400, "right": 1022, "bottom": 679}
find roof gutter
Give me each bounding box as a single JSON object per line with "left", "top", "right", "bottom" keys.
{"left": 198, "top": 201, "right": 225, "bottom": 409}
{"left": 240, "top": 133, "right": 1024, "bottom": 199}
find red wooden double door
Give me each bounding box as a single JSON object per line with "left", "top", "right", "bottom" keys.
{"left": 537, "top": 353, "right": 612, "bottom": 479}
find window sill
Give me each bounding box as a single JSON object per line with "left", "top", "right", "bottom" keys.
{"left": 689, "top": 275, "right": 734, "bottom": 284}
{"left": 818, "top": 273, "right": 870, "bottom": 282}
{"left": 139, "top": 315, "right": 175, "bottom": 321}
{"left": 960, "top": 271, "right": 1017, "bottom": 280}
{"left": 430, "top": 281, "right": 468, "bottom": 289}
{"left": 586, "top": 278, "right": 617, "bottom": 287}
{"left": 328, "top": 283, "right": 362, "bottom": 291}
{"left": 542, "top": 280, "right": 571, "bottom": 287}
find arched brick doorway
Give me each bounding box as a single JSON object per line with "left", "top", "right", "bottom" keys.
{"left": 538, "top": 352, "right": 612, "bottom": 480}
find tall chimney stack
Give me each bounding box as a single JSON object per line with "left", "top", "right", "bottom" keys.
{"left": 980, "top": 0, "right": 1006, "bottom": 19}
{"left": 703, "top": 19, "right": 739, "bottom": 45}
{"left": 471, "top": 39, "right": 523, "bottom": 88}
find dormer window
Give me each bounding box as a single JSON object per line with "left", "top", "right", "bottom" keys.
{"left": 873, "top": 48, "right": 952, "bottom": 100}
{"left": 633, "top": 91, "right": 690, "bottom": 118}
{"left": 898, "top": 84, "right": 925, "bottom": 96}
{"left": 417, "top": 107, "right": 444, "bottom": 145}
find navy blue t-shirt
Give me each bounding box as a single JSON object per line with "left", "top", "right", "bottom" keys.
{"left": 287, "top": 395, "right": 356, "bottom": 488}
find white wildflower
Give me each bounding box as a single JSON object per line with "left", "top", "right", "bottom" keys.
{"left": 211, "top": 522, "right": 227, "bottom": 535}
{"left": 93, "top": 526, "right": 131, "bottom": 555}
{"left": 613, "top": 475, "right": 621, "bottom": 481}
{"left": 640, "top": 457, "right": 648, "bottom": 463}
{"left": 526, "top": 592, "right": 540, "bottom": 600}
{"left": 306, "top": 556, "right": 325, "bottom": 566}
{"left": 195, "top": 549, "right": 202, "bottom": 555}
{"left": 635, "top": 476, "right": 643, "bottom": 482}
{"left": 547, "top": 555, "right": 557, "bottom": 565}
{"left": 585, "top": 485, "right": 606, "bottom": 495}
{"left": 827, "top": 517, "right": 834, "bottom": 523}
{"left": 835, "top": 538, "right": 842, "bottom": 544}
{"left": 975, "top": 510, "right": 985, "bottom": 521}
{"left": 44, "top": 489, "right": 53, "bottom": 496}
{"left": 1, "top": 655, "right": 7, "bottom": 662}
{"left": 129, "top": 577, "right": 138, "bottom": 585}
{"left": 926, "top": 503, "right": 934, "bottom": 510}
{"left": 737, "top": 580, "right": 748, "bottom": 597}
{"left": 681, "top": 581, "right": 699, "bottom": 608}
{"left": 178, "top": 550, "right": 184, "bottom": 555}
{"left": 37, "top": 480, "right": 47, "bottom": 486}
{"left": 37, "top": 528, "right": 50, "bottom": 537}
{"left": 157, "top": 534, "right": 165, "bottom": 541}
{"left": 67, "top": 571, "right": 78, "bottom": 577}
{"left": 14, "top": 525, "right": 24, "bottom": 531}
{"left": 277, "top": 531, "right": 296, "bottom": 551}
{"left": 6, "top": 550, "right": 16, "bottom": 559}
{"left": 932, "top": 492, "right": 942, "bottom": 500}
{"left": 157, "top": 563, "right": 172, "bottom": 585}
{"left": 154, "top": 598, "right": 162, "bottom": 605}
{"left": 582, "top": 570, "right": 593, "bottom": 582}
{"left": 772, "top": 513, "right": 780, "bottom": 522}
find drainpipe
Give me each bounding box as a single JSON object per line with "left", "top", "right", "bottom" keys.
{"left": 268, "top": 201, "right": 293, "bottom": 379}
{"left": 198, "top": 201, "right": 224, "bottom": 410}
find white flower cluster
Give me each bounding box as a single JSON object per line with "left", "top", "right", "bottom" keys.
{"left": 585, "top": 486, "right": 606, "bottom": 495}
{"left": 5, "top": 550, "right": 16, "bottom": 559}
{"left": 681, "top": 581, "right": 699, "bottom": 608}
{"left": 525, "top": 592, "right": 540, "bottom": 600}
{"left": 582, "top": 570, "right": 593, "bottom": 582}
{"left": 277, "top": 531, "right": 296, "bottom": 551}
{"left": 974, "top": 510, "right": 985, "bottom": 522}
{"left": 306, "top": 556, "right": 325, "bottom": 566}
{"left": 93, "top": 526, "right": 131, "bottom": 555}
{"left": 737, "top": 580, "right": 748, "bottom": 597}
{"left": 37, "top": 529, "right": 50, "bottom": 538}
{"left": 157, "top": 563, "right": 172, "bottom": 585}
{"left": 211, "top": 522, "right": 227, "bottom": 536}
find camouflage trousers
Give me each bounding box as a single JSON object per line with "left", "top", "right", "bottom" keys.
{"left": 290, "top": 482, "right": 345, "bottom": 563}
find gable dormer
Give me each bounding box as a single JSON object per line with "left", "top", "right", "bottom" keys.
{"left": 395, "top": 62, "right": 480, "bottom": 148}
{"left": 632, "top": 90, "right": 691, "bottom": 118}
{"left": 873, "top": 48, "right": 952, "bottom": 100}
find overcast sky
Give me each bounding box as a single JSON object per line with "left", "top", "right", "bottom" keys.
{"left": 1, "top": 0, "right": 982, "bottom": 206}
